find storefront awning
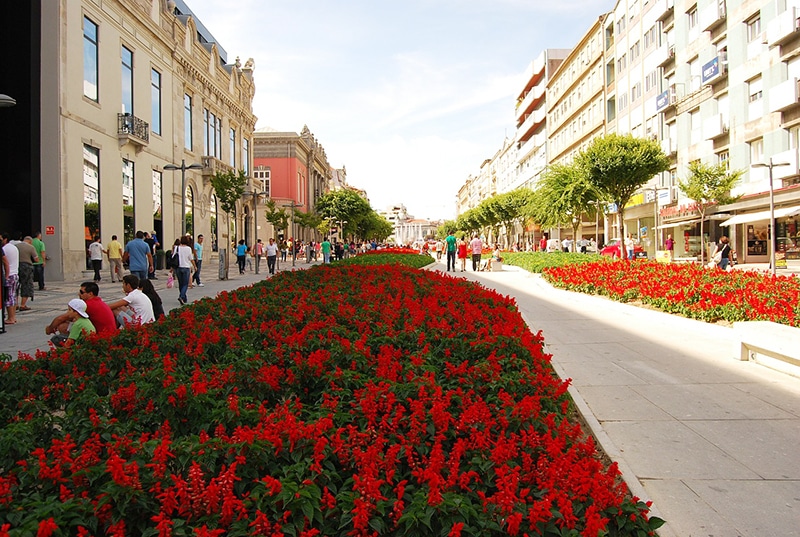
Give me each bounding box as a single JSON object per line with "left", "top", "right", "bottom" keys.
{"left": 656, "top": 219, "right": 700, "bottom": 230}
{"left": 720, "top": 205, "right": 800, "bottom": 226}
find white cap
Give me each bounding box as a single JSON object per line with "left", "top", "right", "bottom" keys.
{"left": 68, "top": 298, "right": 89, "bottom": 318}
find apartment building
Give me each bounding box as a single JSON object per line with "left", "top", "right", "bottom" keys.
{"left": 651, "top": 0, "right": 800, "bottom": 266}
{"left": 4, "top": 0, "right": 257, "bottom": 280}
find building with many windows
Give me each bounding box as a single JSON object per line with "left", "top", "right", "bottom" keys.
{"left": 1, "top": 0, "right": 257, "bottom": 280}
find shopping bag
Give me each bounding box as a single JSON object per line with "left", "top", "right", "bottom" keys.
{"left": 166, "top": 274, "right": 174, "bottom": 288}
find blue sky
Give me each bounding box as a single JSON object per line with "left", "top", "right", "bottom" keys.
{"left": 186, "top": 0, "right": 612, "bottom": 220}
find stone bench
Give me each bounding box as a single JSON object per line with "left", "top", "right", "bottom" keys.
{"left": 491, "top": 261, "right": 503, "bottom": 272}
{"left": 732, "top": 321, "right": 800, "bottom": 377}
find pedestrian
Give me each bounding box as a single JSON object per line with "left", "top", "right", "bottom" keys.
{"left": 2, "top": 233, "right": 19, "bottom": 325}
{"left": 175, "top": 236, "right": 196, "bottom": 305}
{"left": 32, "top": 231, "right": 46, "bottom": 291}
{"left": 47, "top": 299, "right": 96, "bottom": 348}
{"left": 713, "top": 235, "right": 732, "bottom": 270}
{"left": 46, "top": 281, "right": 116, "bottom": 337}
{"left": 445, "top": 231, "right": 457, "bottom": 272}
{"left": 144, "top": 232, "right": 158, "bottom": 280}
{"left": 138, "top": 278, "right": 165, "bottom": 320}
{"left": 105, "top": 234, "right": 124, "bottom": 282}
{"left": 321, "top": 236, "right": 332, "bottom": 264}
{"left": 236, "top": 239, "right": 247, "bottom": 274}
{"left": 625, "top": 234, "right": 635, "bottom": 260}
{"left": 457, "top": 236, "right": 468, "bottom": 272}
{"left": 123, "top": 231, "right": 153, "bottom": 281}
{"left": 469, "top": 234, "right": 483, "bottom": 271}
{"left": 15, "top": 236, "right": 39, "bottom": 312}
{"left": 265, "top": 237, "right": 278, "bottom": 274}
{"left": 665, "top": 234, "right": 675, "bottom": 262}
{"left": 539, "top": 234, "right": 548, "bottom": 252}
{"left": 314, "top": 240, "right": 321, "bottom": 261}
{"left": 107, "top": 274, "right": 155, "bottom": 326}
{"left": 255, "top": 238, "right": 264, "bottom": 272}
{"left": 280, "top": 239, "right": 288, "bottom": 262}
{"left": 334, "top": 241, "right": 344, "bottom": 261}
{"left": 192, "top": 234, "right": 205, "bottom": 287}
{"left": 88, "top": 235, "right": 104, "bottom": 281}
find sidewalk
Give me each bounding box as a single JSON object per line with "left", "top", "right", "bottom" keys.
{"left": 0, "top": 257, "right": 312, "bottom": 358}
{"left": 428, "top": 258, "right": 800, "bottom": 537}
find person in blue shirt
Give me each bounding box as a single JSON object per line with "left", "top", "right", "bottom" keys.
{"left": 192, "top": 234, "right": 205, "bottom": 287}
{"left": 123, "top": 231, "right": 153, "bottom": 281}
{"left": 236, "top": 239, "right": 248, "bottom": 274}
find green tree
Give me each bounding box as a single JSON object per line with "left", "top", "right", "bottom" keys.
{"left": 436, "top": 220, "right": 458, "bottom": 239}
{"left": 678, "top": 161, "right": 743, "bottom": 263}
{"left": 577, "top": 134, "right": 670, "bottom": 242}
{"left": 355, "top": 212, "right": 394, "bottom": 242}
{"left": 531, "top": 162, "right": 600, "bottom": 251}
{"left": 210, "top": 169, "right": 248, "bottom": 278}
{"left": 262, "top": 199, "right": 290, "bottom": 238}
{"left": 316, "top": 190, "right": 372, "bottom": 240}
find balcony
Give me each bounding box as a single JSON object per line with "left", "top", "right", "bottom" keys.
{"left": 655, "top": 43, "right": 676, "bottom": 68}
{"left": 200, "top": 156, "right": 233, "bottom": 180}
{"left": 703, "top": 113, "right": 729, "bottom": 140}
{"left": 515, "top": 83, "right": 545, "bottom": 122}
{"left": 653, "top": 0, "right": 674, "bottom": 22}
{"left": 517, "top": 107, "right": 546, "bottom": 141}
{"left": 117, "top": 113, "right": 149, "bottom": 150}
{"left": 768, "top": 7, "right": 800, "bottom": 48}
{"left": 772, "top": 149, "right": 799, "bottom": 181}
{"left": 769, "top": 77, "right": 800, "bottom": 113}
{"left": 700, "top": 1, "right": 726, "bottom": 32}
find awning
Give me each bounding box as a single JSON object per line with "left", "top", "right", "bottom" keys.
{"left": 656, "top": 219, "right": 700, "bottom": 230}
{"left": 720, "top": 205, "right": 800, "bottom": 226}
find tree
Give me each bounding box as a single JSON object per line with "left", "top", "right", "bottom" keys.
{"left": 678, "top": 161, "right": 743, "bottom": 264}
{"left": 315, "top": 190, "right": 372, "bottom": 241}
{"left": 531, "top": 162, "right": 600, "bottom": 251}
{"left": 209, "top": 169, "right": 247, "bottom": 278}
{"left": 437, "top": 220, "right": 458, "bottom": 239}
{"left": 578, "top": 134, "right": 670, "bottom": 244}
{"left": 262, "top": 199, "right": 290, "bottom": 238}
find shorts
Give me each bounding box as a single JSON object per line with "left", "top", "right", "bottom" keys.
{"left": 4, "top": 274, "right": 19, "bottom": 307}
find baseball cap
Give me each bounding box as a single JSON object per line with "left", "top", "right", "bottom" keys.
{"left": 68, "top": 299, "right": 90, "bottom": 318}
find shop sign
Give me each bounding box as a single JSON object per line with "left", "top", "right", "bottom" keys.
{"left": 660, "top": 202, "right": 699, "bottom": 221}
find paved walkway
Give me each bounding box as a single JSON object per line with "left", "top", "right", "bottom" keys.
{"left": 0, "top": 257, "right": 310, "bottom": 357}
{"left": 430, "top": 259, "right": 800, "bottom": 537}
{"left": 4, "top": 256, "right": 799, "bottom": 536}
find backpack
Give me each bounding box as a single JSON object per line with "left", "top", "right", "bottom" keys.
{"left": 169, "top": 249, "right": 180, "bottom": 269}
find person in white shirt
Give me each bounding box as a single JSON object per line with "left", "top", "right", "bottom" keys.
{"left": 265, "top": 237, "right": 279, "bottom": 274}
{"left": 87, "top": 235, "right": 104, "bottom": 282}
{"left": 107, "top": 274, "right": 155, "bottom": 327}
{"left": 2, "top": 233, "right": 20, "bottom": 324}
{"left": 175, "top": 235, "right": 197, "bottom": 305}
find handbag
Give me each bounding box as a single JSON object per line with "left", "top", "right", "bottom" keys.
{"left": 166, "top": 274, "right": 174, "bottom": 288}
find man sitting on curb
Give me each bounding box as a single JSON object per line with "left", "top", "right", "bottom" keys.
{"left": 47, "top": 299, "right": 96, "bottom": 347}
{"left": 107, "top": 274, "right": 155, "bottom": 327}
{"left": 45, "top": 281, "right": 117, "bottom": 339}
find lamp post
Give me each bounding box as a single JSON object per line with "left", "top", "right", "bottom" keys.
{"left": 282, "top": 201, "right": 302, "bottom": 267}
{"left": 752, "top": 158, "right": 790, "bottom": 276}
{"left": 164, "top": 159, "right": 204, "bottom": 237}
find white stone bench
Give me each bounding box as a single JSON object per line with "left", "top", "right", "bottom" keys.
{"left": 732, "top": 321, "right": 800, "bottom": 377}
{"left": 491, "top": 260, "right": 503, "bottom": 272}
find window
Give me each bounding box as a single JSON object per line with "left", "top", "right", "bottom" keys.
{"left": 749, "top": 77, "right": 763, "bottom": 102}
{"left": 184, "top": 94, "right": 193, "bottom": 151}
{"left": 216, "top": 116, "right": 222, "bottom": 158}
{"left": 630, "top": 41, "right": 640, "bottom": 61}
{"left": 229, "top": 128, "right": 236, "bottom": 167}
{"left": 254, "top": 168, "right": 270, "bottom": 197}
{"left": 83, "top": 145, "right": 99, "bottom": 204}
{"left": 688, "top": 6, "right": 698, "bottom": 29}
{"left": 151, "top": 69, "right": 161, "bottom": 135}
{"left": 121, "top": 46, "right": 133, "bottom": 114}
{"left": 717, "top": 151, "right": 730, "bottom": 171}
{"left": 153, "top": 169, "right": 162, "bottom": 219}
{"left": 83, "top": 16, "right": 99, "bottom": 101}
{"left": 747, "top": 15, "right": 761, "bottom": 42}
{"left": 203, "top": 108, "right": 209, "bottom": 155}
{"left": 243, "top": 138, "right": 250, "bottom": 175}
{"left": 122, "top": 159, "right": 135, "bottom": 243}
{"left": 750, "top": 138, "right": 764, "bottom": 165}
{"left": 618, "top": 54, "right": 627, "bottom": 72}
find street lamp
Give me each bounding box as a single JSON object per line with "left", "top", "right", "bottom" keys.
{"left": 0, "top": 94, "right": 16, "bottom": 108}
{"left": 752, "top": 158, "right": 790, "bottom": 276}
{"left": 282, "top": 201, "right": 302, "bottom": 267}
{"left": 245, "top": 188, "right": 267, "bottom": 273}
{"left": 164, "top": 159, "right": 204, "bottom": 236}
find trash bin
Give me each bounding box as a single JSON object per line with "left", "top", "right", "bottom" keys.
{"left": 155, "top": 249, "right": 165, "bottom": 270}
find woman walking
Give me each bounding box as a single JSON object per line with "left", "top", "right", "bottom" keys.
{"left": 457, "top": 236, "right": 468, "bottom": 272}
{"left": 175, "top": 236, "right": 196, "bottom": 305}
{"left": 236, "top": 239, "right": 248, "bottom": 274}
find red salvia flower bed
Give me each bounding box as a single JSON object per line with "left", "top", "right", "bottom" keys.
{"left": 0, "top": 261, "right": 661, "bottom": 536}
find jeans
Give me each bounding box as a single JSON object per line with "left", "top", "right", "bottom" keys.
{"left": 472, "top": 254, "right": 481, "bottom": 271}
{"left": 627, "top": 249, "right": 634, "bottom": 260}
{"left": 237, "top": 255, "right": 246, "bottom": 274}
{"left": 193, "top": 260, "right": 202, "bottom": 284}
{"left": 177, "top": 267, "right": 190, "bottom": 302}
{"left": 323, "top": 252, "right": 330, "bottom": 263}
{"left": 267, "top": 255, "right": 276, "bottom": 274}
{"left": 131, "top": 269, "right": 148, "bottom": 281}
{"left": 33, "top": 264, "right": 45, "bottom": 290}
{"left": 719, "top": 258, "right": 729, "bottom": 270}
{"left": 446, "top": 250, "right": 456, "bottom": 271}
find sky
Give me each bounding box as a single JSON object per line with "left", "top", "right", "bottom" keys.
{"left": 185, "top": 0, "right": 612, "bottom": 220}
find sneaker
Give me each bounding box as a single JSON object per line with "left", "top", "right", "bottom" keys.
{"left": 178, "top": 297, "right": 186, "bottom": 305}
{"left": 198, "top": 283, "right": 205, "bottom": 287}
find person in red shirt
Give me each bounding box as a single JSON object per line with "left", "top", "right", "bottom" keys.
{"left": 45, "top": 281, "right": 117, "bottom": 337}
